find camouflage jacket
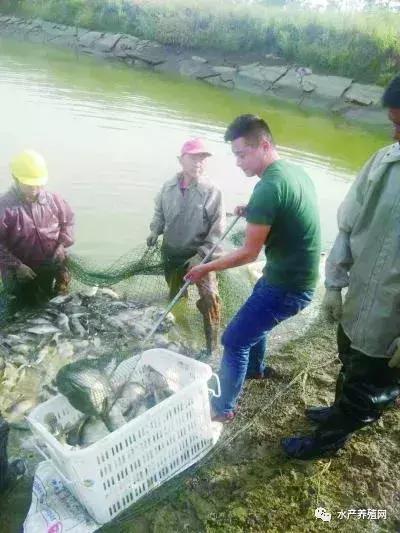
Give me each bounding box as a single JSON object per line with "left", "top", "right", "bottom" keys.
{"left": 325, "top": 142, "right": 400, "bottom": 358}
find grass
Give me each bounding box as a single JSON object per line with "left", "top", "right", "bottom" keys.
{"left": 99, "top": 317, "right": 400, "bottom": 532}
{"left": 1, "top": 0, "right": 400, "bottom": 85}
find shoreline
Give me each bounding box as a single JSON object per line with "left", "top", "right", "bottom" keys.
{"left": 0, "top": 14, "right": 389, "bottom": 129}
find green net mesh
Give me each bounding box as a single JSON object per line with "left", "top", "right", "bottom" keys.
{"left": 66, "top": 239, "right": 254, "bottom": 351}
{"left": 0, "top": 226, "right": 255, "bottom": 356}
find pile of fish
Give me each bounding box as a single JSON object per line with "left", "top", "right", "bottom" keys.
{"left": 0, "top": 286, "right": 183, "bottom": 423}
{"left": 44, "top": 359, "right": 175, "bottom": 449}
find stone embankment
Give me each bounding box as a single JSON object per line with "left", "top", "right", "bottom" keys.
{"left": 0, "top": 15, "right": 387, "bottom": 126}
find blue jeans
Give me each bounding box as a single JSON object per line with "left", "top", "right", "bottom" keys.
{"left": 212, "top": 278, "right": 314, "bottom": 415}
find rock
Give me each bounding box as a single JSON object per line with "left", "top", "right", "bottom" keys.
{"left": 233, "top": 71, "right": 265, "bottom": 95}
{"left": 271, "top": 68, "right": 299, "bottom": 100}
{"left": 240, "top": 62, "right": 260, "bottom": 70}
{"left": 302, "top": 79, "right": 316, "bottom": 93}
{"left": 78, "top": 31, "right": 103, "bottom": 49}
{"left": 191, "top": 56, "right": 207, "bottom": 63}
{"left": 134, "top": 59, "right": 151, "bottom": 69}
{"left": 38, "top": 21, "right": 58, "bottom": 34}
{"left": 94, "top": 32, "right": 123, "bottom": 53}
{"left": 234, "top": 65, "right": 289, "bottom": 95}
{"left": 113, "top": 35, "right": 140, "bottom": 57}
{"left": 179, "top": 59, "right": 217, "bottom": 79}
{"left": 153, "top": 55, "right": 182, "bottom": 75}
{"left": 212, "top": 66, "right": 237, "bottom": 80}
{"left": 344, "top": 83, "right": 384, "bottom": 107}
{"left": 271, "top": 68, "right": 314, "bottom": 102}
{"left": 122, "top": 37, "right": 167, "bottom": 65}
{"left": 204, "top": 76, "right": 234, "bottom": 90}
{"left": 45, "top": 26, "right": 79, "bottom": 48}
{"left": 129, "top": 42, "right": 167, "bottom": 65}
{"left": 302, "top": 74, "right": 353, "bottom": 106}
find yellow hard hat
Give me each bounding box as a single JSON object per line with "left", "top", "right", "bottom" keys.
{"left": 10, "top": 149, "right": 48, "bottom": 186}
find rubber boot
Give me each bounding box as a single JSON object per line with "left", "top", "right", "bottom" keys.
{"left": 305, "top": 405, "right": 336, "bottom": 424}
{"left": 281, "top": 429, "right": 350, "bottom": 460}
{"left": 246, "top": 366, "right": 278, "bottom": 380}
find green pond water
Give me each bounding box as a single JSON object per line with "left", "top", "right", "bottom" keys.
{"left": 0, "top": 37, "right": 390, "bottom": 266}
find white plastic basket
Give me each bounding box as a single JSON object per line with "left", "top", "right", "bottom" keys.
{"left": 27, "top": 349, "right": 222, "bottom": 524}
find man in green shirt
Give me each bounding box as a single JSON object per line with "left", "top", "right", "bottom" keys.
{"left": 186, "top": 114, "right": 321, "bottom": 422}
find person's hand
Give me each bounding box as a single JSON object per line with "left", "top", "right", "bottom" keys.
{"left": 388, "top": 337, "right": 400, "bottom": 369}
{"left": 185, "top": 253, "right": 203, "bottom": 270}
{"left": 16, "top": 264, "right": 36, "bottom": 282}
{"left": 146, "top": 232, "right": 158, "bottom": 247}
{"left": 53, "top": 244, "right": 66, "bottom": 264}
{"left": 185, "top": 264, "right": 209, "bottom": 284}
{"left": 322, "top": 289, "right": 342, "bottom": 321}
{"left": 234, "top": 205, "right": 248, "bottom": 217}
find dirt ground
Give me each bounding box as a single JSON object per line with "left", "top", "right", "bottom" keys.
{"left": 1, "top": 318, "right": 399, "bottom": 533}
{"left": 104, "top": 319, "right": 400, "bottom": 533}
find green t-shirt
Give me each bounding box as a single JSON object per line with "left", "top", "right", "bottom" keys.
{"left": 246, "top": 160, "right": 321, "bottom": 291}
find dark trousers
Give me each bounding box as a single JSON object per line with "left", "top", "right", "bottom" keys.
{"left": 161, "top": 249, "right": 221, "bottom": 354}
{"left": 4, "top": 262, "right": 70, "bottom": 308}
{"left": 212, "top": 278, "right": 313, "bottom": 415}
{"left": 317, "top": 325, "right": 400, "bottom": 440}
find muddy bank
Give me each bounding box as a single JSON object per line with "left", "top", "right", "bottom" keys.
{"left": 3, "top": 317, "right": 398, "bottom": 532}
{"left": 101, "top": 319, "right": 400, "bottom": 533}
{"left": 0, "top": 15, "right": 388, "bottom": 129}
{"left": 1, "top": 292, "right": 399, "bottom": 532}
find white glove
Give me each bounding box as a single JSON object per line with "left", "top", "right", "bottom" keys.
{"left": 322, "top": 289, "right": 342, "bottom": 322}
{"left": 146, "top": 232, "right": 158, "bottom": 247}
{"left": 387, "top": 337, "right": 400, "bottom": 369}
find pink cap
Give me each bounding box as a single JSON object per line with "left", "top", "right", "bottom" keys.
{"left": 181, "top": 138, "right": 212, "bottom": 157}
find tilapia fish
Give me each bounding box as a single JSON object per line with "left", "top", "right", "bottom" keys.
{"left": 43, "top": 412, "right": 110, "bottom": 448}
{"left": 56, "top": 361, "right": 115, "bottom": 420}
{"left": 141, "top": 365, "right": 174, "bottom": 404}
{"left": 52, "top": 359, "right": 175, "bottom": 447}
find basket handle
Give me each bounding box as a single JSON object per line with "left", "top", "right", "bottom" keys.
{"left": 33, "top": 442, "right": 73, "bottom": 486}
{"left": 208, "top": 373, "right": 221, "bottom": 398}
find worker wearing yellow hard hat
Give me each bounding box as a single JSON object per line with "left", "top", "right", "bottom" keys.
{"left": 0, "top": 149, "right": 75, "bottom": 307}
{"left": 11, "top": 149, "right": 49, "bottom": 187}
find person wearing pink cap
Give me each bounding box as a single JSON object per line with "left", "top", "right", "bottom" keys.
{"left": 147, "top": 138, "right": 225, "bottom": 356}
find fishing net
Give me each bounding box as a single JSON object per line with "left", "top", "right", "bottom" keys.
{"left": 0, "top": 218, "right": 254, "bottom": 350}
{"left": 0, "top": 226, "right": 256, "bottom": 430}
{"left": 64, "top": 231, "right": 254, "bottom": 353}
